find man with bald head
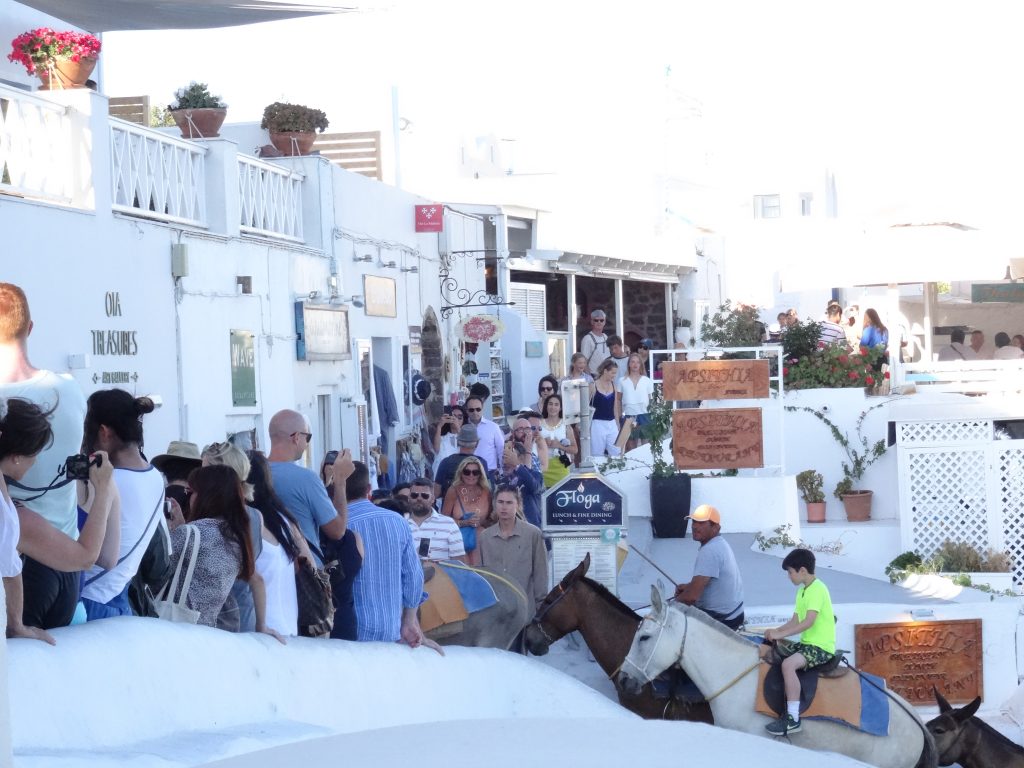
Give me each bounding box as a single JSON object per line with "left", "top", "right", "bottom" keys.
{"left": 268, "top": 409, "right": 353, "bottom": 564}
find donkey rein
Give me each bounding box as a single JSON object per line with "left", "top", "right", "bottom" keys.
{"left": 702, "top": 659, "right": 762, "bottom": 702}
{"left": 628, "top": 545, "right": 679, "bottom": 586}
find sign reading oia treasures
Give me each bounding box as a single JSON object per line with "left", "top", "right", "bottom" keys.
{"left": 854, "top": 619, "right": 983, "bottom": 705}
{"left": 663, "top": 359, "right": 769, "bottom": 470}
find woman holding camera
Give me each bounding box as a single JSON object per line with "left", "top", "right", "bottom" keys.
{"left": 430, "top": 404, "right": 465, "bottom": 478}
{"left": 80, "top": 389, "right": 166, "bottom": 620}
{"left": 539, "top": 394, "right": 576, "bottom": 488}
{"left": 1, "top": 397, "right": 119, "bottom": 639}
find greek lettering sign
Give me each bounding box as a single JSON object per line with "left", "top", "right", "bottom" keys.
{"left": 229, "top": 330, "right": 256, "bottom": 407}
{"left": 854, "top": 619, "right": 983, "bottom": 705}
{"left": 661, "top": 360, "right": 770, "bottom": 401}
{"left": 294, "top": 303, "right": 351, "bottom": 361}
{"left": 543, "top": 473, "right": 625, "bottom": 530}
{"left": 673, "top": 408, "right": 764, "bottom": 469}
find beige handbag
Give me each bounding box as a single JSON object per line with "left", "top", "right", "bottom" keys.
{"left": 154, "top": 524, "right": 202, "bottom": 624}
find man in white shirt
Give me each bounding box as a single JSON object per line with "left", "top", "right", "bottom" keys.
{"left": 969, "top": 330, "right": 992, "bottom": 360}
{"left": 936, "top": 329, "right": 978, "bottom": 361}
{"left": 407, "top": 479, "right": 465, "bottom": 562}
{"left": 463, "top": 395, "right": 504, "bottom": 473}
{"left": 579, "top": 309, "right": 610, "bottom": 376}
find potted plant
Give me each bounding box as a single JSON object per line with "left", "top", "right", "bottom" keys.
{"left": 167, "top": 82, "right": 227, "bottom": 139}
{"left": 646, "top": 387, "right": 691, "bottom": 538}
{"left": 261, "top": 101, "right": 329, "bottom": 156}
{"left": 8, "top": 28, "right": 101, "bottom": 90}
{"left": 796, "top": 469, "right": 826, "bottom": 523}
{"left": 788, "top": 403, "right": 888, "bottom": 521}
{"left": 674, "top": 317, "right": 693, "bottom": 347}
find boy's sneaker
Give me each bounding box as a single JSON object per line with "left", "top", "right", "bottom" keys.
{"left": 765, "top": 714, "right": 801, "bottom": 736}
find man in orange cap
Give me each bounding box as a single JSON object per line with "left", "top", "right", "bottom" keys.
{"left": 673, "top": 504, "right": 745, "bottom": 629}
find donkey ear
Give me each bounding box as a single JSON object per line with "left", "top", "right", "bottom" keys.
{"left": 933, "top": 686, "right": 952, "bottom": 713}
{"left": 565, "top": 553, "right": 590, "bottom": 584}
{"left": 650, "top": 586, "right": 664, "bottom": 614}
{"left": 956, "top": 697, "right": 982, "bottom": 721}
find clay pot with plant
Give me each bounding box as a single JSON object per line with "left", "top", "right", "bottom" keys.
{"left": 261, "top": 101, "right": 329, "bottom": 156}
{"left": 796, "top": 469, "right": 826, "bottom": 523}
{"left": 168, "top": 82, "right": 227, "bottom": 139}
{"left": 8, "top": 28, "right": 101, "bottom": 89}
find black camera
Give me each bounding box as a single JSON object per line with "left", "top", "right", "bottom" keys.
{"left": 65, "top": 453, "right": 100, "bottom": 480}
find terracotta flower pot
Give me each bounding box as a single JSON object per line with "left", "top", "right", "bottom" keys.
{"left": 37, "top": 56, "right": 98, "bottom": 90}
{"left": 170, "top": 108, "right": 227, "bottom": 139}
{"left": 269, "top": 131, "right": 316, "bottom": 156}
{"left": 805, "top": 501, "right": 826, "bottom": 523}
{"left": 841, "top": 490, "right": 872, "bottom": 522}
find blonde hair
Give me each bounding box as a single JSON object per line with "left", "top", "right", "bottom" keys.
{"left": 202, "top": 441, "right": 254, "bottom": 501}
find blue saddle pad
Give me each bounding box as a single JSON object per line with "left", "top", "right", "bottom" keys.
{"left": 437, "top": 561, "right": 498, "bottom": 613}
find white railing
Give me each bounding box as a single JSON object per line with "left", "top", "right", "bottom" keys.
{"left": 0, "top": 84, "right": 74, "bottom": 204}
{"left": 110, "top": 117, "right": 207, "bottom": 227}
{"left": 895, "top": 359, "right": 1024, "bottom": 396}
{"left": 238, "top": 155, "right": 304, "bottom": 241}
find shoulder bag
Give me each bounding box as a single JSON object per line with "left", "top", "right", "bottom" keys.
{"left": 296, "top": 554, "right": 335, "bottom": 638}
{"left": 154, "top": 524, "right": 202, "bottom": 624}
{"left": 457, "top": 496, "right": 477, "bottom": 552}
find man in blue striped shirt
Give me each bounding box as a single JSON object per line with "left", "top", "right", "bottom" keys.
{"left": 345, "top": 462, "right": 425, "bottom": 645}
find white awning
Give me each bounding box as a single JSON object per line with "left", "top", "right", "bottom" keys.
{"left": 774, "top": 222, "right": 1017, "bottom": 290}
{"left": 14, "top": 0, "right": 365, "bottom": 31}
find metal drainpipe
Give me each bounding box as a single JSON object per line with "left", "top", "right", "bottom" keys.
{"left": 173, "top": 278, "right": 187, "bottom": 440}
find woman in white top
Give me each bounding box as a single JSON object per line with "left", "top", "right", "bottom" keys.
{"left": 431, "top": 404, "right": 465, "bottom": 477}
{"left": 1, "top": 397, "right": 119, "bottom": 641}
{"left": 616, "top": 353, "right": 654, "bottom": 449}
{"left": 80, "top": 389, "right": 165, "bottom": 621}
{"left": 993, "top": 332, "right": 1024, "bottom": 360}
{"left": 539, "top": 393, "right": 577, "bottom": 488}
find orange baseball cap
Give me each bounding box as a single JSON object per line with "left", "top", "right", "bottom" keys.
{"left": 687, "top": 504, "right": 721, "bottom": 525}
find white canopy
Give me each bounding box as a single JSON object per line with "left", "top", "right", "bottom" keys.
{"left": 14, "top": 0, "right": 366, "bottom": 31}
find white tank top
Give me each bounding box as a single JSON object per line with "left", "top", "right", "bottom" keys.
{"left": 255, "top": 538, "right": 298, "bottom": 637}
{"left": 81, "top": 466, "right": 165, "bottom": 604}
{"left": 0, "top": 490, "right": 22, "bottom": 578}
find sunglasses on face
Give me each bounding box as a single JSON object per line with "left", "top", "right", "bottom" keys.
{"left": 592, "top": 318, "right": 606, "bottom": 323}
{"left": 540, "top": 386, "right": 554, "bottom": 392}
{"left": 409, "top": 491, "right": 432, "bottom": 500}
{"left": 462, "top": 468, "right": 481, "bottom": 476}
{"left": 466, "top": 407, "right": 482, "bottom": 413}
{"left": 291, "top": 431, "right": 313, "bottom": 442}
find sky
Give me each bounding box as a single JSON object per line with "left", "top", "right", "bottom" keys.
{"left": 98, "top": 1, "right": 1024, "bottom": 240}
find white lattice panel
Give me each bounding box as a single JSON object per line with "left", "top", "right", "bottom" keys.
{"left": 997, "top": 446, "right": 1024, "bottom": 587}
{"left": 0, "top": 85, "right": 73, "bottom": 203}
{"left": 238, "top": 156, "right": 304, "bottom": 241}
{"left": 110, "top": 118, "right": 206, "bottom": 226}
{"left": 906, "top": 448, "right": 991, "bottom": 559}
{"left": 897, "top": 420, "right": 992, "bottom": 446}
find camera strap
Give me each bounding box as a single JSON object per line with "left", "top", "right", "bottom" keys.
{"left": 6, "top": 473, "right": 76, "bottom": 502}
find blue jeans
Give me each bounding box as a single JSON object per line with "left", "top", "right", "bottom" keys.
{"left": 82, "top": 582, "right": 133, "bottom": 621}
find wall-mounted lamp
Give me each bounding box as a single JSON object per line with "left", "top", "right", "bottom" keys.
{"left": 343, "top": 295, "right": 365, "bottom": 308}
{"left": 306, "top": 290, "right": 321, "bottom": 300}
{"left": 909, "top": 608, "right": 935, "bottom": 620}
{"left": 353, "top": 254, "right": 373, "bottom": 263}
{"left": 401, "top": 265, "right": 419, "bottom": 274}
{"left": 379, "top": 258, "right": 397, "bottom": 269}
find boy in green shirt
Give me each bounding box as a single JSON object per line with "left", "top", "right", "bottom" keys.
{"left": 760, "top": 548, "right": 835, "bottom": 735}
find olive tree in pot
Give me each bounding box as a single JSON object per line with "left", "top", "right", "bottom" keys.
{"left": 168, "top": 82, "right": 227, "bottom": 139}
{"left": 647, "top": 387, "right": 691, "bottom": 537}
{"left": 261, "top": 101, "right": 329, "bottom": 156}
{"left": 796, "top": 469, "right": 826, "bottom": 523}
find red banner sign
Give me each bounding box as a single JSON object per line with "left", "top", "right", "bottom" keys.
{"left": 415, "top": 204, "right": 443, "bottom": 233}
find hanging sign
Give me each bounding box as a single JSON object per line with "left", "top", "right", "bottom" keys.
{"left": 415, "top": 204, "right": 443, "bottom": 233}
{"left": 661, "top": 360, "right": 771, "bottom": 401}
{"left": 457, "top": 314, "right": 505, "bottom": 343}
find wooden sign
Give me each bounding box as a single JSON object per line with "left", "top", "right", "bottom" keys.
{"left": 661, "top": 360, "right": 770, "bottom": 401}
{"left": 854, "top": 619, "right": 983, "bottom": 705}
{"left": 673, "top": 408, "right": 763, "bottom": 470}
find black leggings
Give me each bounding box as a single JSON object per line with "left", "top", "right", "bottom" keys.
{"left": 20, "top": 556, "right": 79, "bottom": 629}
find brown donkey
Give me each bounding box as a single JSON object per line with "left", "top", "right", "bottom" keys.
{"left": 927, "top": 687, "right": 1024, "bottom": 768}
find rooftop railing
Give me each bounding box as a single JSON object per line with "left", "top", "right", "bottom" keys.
{"left": 0, "top": 83, "right": 74, "bottom": 204}
{"left": 238, "top": 154, "right": 304, "bottom": 241}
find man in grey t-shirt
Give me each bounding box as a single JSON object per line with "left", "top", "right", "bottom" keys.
{"left": 674, "top": 504, "right": 745, "bottom": 629}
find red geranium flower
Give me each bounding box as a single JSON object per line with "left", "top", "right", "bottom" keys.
{"left": 848, "top": 371, "right": 860, "bottom": 379}
{"left": 839, "top": 355, "right": 849, "bottom": 364}
{"left": 865, "top": 376, "right": 875, "bottom": 386}
{"left": 884, "top": 371, "right": 891, "bottom": 379}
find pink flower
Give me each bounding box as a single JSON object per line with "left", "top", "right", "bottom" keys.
{"left": 848, "top": 371, "right": 859, "bottom": 379}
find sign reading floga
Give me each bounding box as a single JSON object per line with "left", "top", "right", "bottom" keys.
{"left": 543, "top": 474, "right": 624, "bottom": 529}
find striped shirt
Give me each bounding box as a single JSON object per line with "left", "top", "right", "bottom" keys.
{"left": 347, "top": 498, "right": 424, "bottom": 642}
{"left": 818, "top": 321, "right": 847, "bottom": 347}
{"left": 409, "top": 511, "right": 465, "bottom": 560}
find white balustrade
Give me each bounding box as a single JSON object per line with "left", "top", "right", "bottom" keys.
{"left": 0, "top": 84, "right": 74, "bottom": 203}
{"left": 237, "top": 155, "right": 305, "bottom": 241}
{"left": 110, "top": 117, "right": 207, "bottom": 227}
